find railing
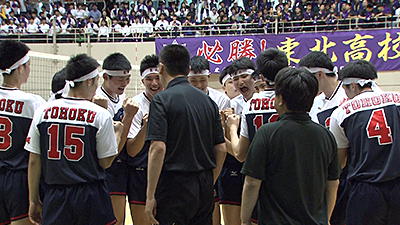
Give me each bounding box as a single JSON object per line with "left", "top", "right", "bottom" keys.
{"left": 2, "top": 16, "right": 398, "bottom": 45}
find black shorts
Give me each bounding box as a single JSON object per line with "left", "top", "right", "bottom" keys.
{"left": 127, "top": 166, "right": 147, "bottom": 205}
{"left": 105, "top": 157, "right": 128, "bottom": 196}
{"left": 156, "top": 170, "right": 214, "bottom": 225}
{"left": 42, "top": 180, "right": 116, "bottom": 225}
{"left": 214, "top": 181, "right": 220, "bottom": 203}
{"left": 346, "top": 178, "right": 400, "bottom": 225}
{"left": 218, "top": 167, "right": 244, "bottom": 205}
{"left": 0, "top": 168, "right": 29, "bottom": 224}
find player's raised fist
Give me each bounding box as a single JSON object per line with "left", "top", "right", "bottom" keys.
{"left": 224, "top": 107, "right": 235, "bottom": 118}
{"left": 227, "top": 114, "right": 240, "bottom": 129}
{"left": 92, "top": 95, "right": 108, "bottom": 109}
{"left": 123, "top": 98, "right": 139, "bottom": 118}
{"left": 142, "top": 113, "right": 149, "bottom": 126}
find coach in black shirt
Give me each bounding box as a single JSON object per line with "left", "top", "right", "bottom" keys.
{"left": 145, "top": 44, "right": 226, "bottom": 225}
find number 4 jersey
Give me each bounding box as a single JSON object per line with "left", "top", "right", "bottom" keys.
{"left": 0, "top": 87, "right": 45, "bottom": 170}
{"left": 25, "top": 97, "right": 118, "bottom": 185}
{"left": 241, "top": 90, "right": 278, "bottom": 142}
{"left": 330, "top": 91, "right": 400, "bottom": 183}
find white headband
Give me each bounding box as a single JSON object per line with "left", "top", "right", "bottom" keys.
{"left": 221, "top": 74, "right": 231, "bottom": 85}
{"left": 301, "top": 66, "right": 336, "bottom": 74}
{"left": 342, "top": 78, "right": 373, "bottom": 86}
{"left": 66, "top": 68, "right": 99, "bottom": 87}
{"left": 254, "top": 77, "right": 263, "bottom": 83}
{"left": 102, "top": 69, "right": 131, "bottom": 77}
{"left": 0, "top": 53, "right": 30, "bottom": 75}
{"left": 141, "top": 67, "right": 158, "bottom": 79}
{"left": 232, "top": 69, "right": 254, "bottom": 78}
{"left": 188, "top": 69, "right": 210, "bottom": 77}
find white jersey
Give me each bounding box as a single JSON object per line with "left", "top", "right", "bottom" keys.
{"left": 230, "top": 94, "right": 247, "bottom": 115}
{"left": 240, "top": 90, "right": 277, "bottom": 140}
{"left": 128, "top": 92, "right": 150, "bottom": 139}
{"left": 0, "top": 87, "right": 45, "bottom": 170}
{"left": 24, "top": 97, "right": 118, "bottom": 185}
{"left": 309, "top": 83, "right": 347, "bottom": 127}
{"left": 207, "top": 87, "right": 230, "bottom": 110}
{"left": 96, "top": 86, "right": 125, "bottom": 120}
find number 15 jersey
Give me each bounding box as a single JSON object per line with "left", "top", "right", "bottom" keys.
{"left": 25, "top": 97, "right": 118, "bottom": 185}
{"left": 330, "top": 91, "right": 400, "bottom": 183}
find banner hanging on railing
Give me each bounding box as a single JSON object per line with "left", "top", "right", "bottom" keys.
{"left": 155, "top": 28, "right": 400, "bottom": 73}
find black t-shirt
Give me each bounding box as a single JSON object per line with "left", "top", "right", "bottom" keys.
{"left": 242, "top": 113, "right": 341, "bottom": 225}
{"left": 146, "top": 76, "right": 225, "bottom": 172}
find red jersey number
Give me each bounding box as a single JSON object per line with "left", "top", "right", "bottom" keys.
{"left": 253, "top": 114, "right": 279, "bottom": 131}
{"left": 0, "top": 116, "right": 12, "bottom": 151}
{"left": 366, "top": 109, "right": 393, "bottom": 145}
{"left": 48, "top": 124, "right": 85, "bottom": 161}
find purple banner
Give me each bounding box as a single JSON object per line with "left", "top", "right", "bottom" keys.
{"left": 155, "top": 29, "right": 400, "bottom": 73}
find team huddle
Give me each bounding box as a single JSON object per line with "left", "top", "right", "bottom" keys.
{"left": 0, "top": 40, "right": 399, "bottom": 225}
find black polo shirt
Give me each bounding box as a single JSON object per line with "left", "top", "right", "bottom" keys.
{"left": 242, "top": 113, "right": 341, "bottom": 224}
{"left": 145, "top": 76, "right": 225, "bottom": 172}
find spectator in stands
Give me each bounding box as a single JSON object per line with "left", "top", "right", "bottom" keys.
{"left": 157, "top": 1, "right": 169, "bottom": 18}
{"left": 59, "top": 17, "right": 72, "bottom": 34}
{"left": 54, "top": 2, "right": 66, "bottom": 16}
{"left": 18, "top": 21, "right": 27, "bottom": 34}
{"left": 182, "top": 13, "right": 195, "bottom": 35}
{"left": 111, "top": 3, "right": 120, "bottom": 19}
{"left": 17, "top": 13, "right": 28, "bottom": 26}
{"left": 98, "top": 19, "right": 110, "bottom": 42}
{"left": 26, "top": 17, "right": 39, "bottom": 33}
{"left": 8, "top": 11, "right": 18, "bottom": 25}
{"left": 100, "top": 10, "right": 112, "bottom": 27}
{"left": 170, "top": 14, "right": 182, "bottom": 37}
{"left": 89, "top": 4, "right": 102, "bottom": 23}
{"left": 66, "top": 12, "right": 76, "bottom": 27}
{"left": 198, "top": 0, "right": 211, "bottom": 23}
{"left": 111, "top": 18, "right": 122, "bottom": 33}
{"left": 142, "top": 15, "right": 154, "bottom": 37}
{"left": 292, "top": 5, "right": 304, "bottom": 31}
{"left": 179, "top": 2, "right": 189, "bottom": 19}
{"left": 38, "top": 17, "right": 49, "bottom": 34}
{"left": 187, "top": 2, "right": 197, "bottom": 20}
{"left": 129, "top": 9, "right": 137, "bottom": 25}
{"left": 155, "top": 12, "right": 169, "bottom": 36}
{"left": 359, "top": 2, "right": 375, "bottom": 28}
{"left": 31, "top": 12, "right": 40, "bottom": 25}
{"left": 136, "top": 0, "right": 148, "bottom": 17}
{"left": 8, "top": 19, "right": 18, "bottom": 34}
{"left": 130, "top": 16, "right": 142, "bottom": 38}
{"left": 146, "top": 0, "right": 157, "bottom": 22}
{"left": 50, "top": 9, "right": 63, "bottom": 25}
{"left": 121, "top": 2, "right": 130, "bottom": 16}
{"left": 85, "top": 16, "right": 99, "bottom": 35}
{"left": 121, "top": 19, "right": 131, "bottom": 37}
{"left": 326, "top": 2, "right": 339, "bottom": 30}
{"left": 1, "top": 20, "right": 9, "bottom": 35}
{"left": 40, "top": 5, "right": 50, "bottom": 19}
{"left": 117, "top": 8, "right": 128, "bottom": 21}
{"left": 303, "top": 2, "right": 314, "bottom": 31}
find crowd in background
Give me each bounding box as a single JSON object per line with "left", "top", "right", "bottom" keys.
{"left": 0, "top": 0, "right": 399, "bottom": 40}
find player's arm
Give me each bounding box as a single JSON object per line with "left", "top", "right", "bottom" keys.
{"left": 326, "top": 179, "right": 339, "bottom": 220}
{"left": 126, "top": 114, "right": 148, "bottom": 157}
{"left": 117, "top": 98, "right": 139, "bottom": 152}
{"left": 28, "top": 153, "right": 43, "bottom": 224}
{"left": 338, "top": 148, "right": 348, "bottom": 168}
{"left": 241, "top": 175, "right": 262, "bottom": 225}
{"left": 213, "top": 142, "right": 227, "bottom": 184}
{"left": 227, "top": 114, "right": 250, "bottom": 162}
{"left": 145, "top": 140, "right": 166, "bottom": 225}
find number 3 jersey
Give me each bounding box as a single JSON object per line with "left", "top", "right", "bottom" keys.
{"left": 330, "top": 91, "right": 400, "bottom": 183}
{"left": 0, "top": 87, "right": 45, "bottom": 170}
{"left": 25, "top": 98, "right": 118, "bottom": 185}
{"left": 241, "top": 90, "right": 277, "bottom": 142}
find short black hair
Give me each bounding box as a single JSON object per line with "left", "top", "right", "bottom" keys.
{"left": 256, "top": 48, "right": 288, "bottom": 82}
{"left": 190, "top": 55, "right": 210, "bottom": 72}
{"left": 218, "top": 66, "right": 230, "bottom": 85}
{"left": 250, "top": 69, "right": 260, "bottom": 80}
{"left": 51, "top": 68, "right": 66, "bottom": 99}
{"left": 228, "top": 57, "right": 256, "bottom": 75}
{"left": 140, "top": 54, "right": 159, "bottom": 74}
{"left": 0, "top": 40, "right": 30, "bottom": 73}
{"left": 102, "top": 52, "right": 132, "bottom": 72}
{"left": 65, "top": 53, "right": 100, "bottom": 86}
{"left": 298, "top": 51, "right": 335, "bottom": 77}
{"left": 275, "top": 67, "right": 319, "bottom": 112}
{"left": 159, "top": 44, "right": 190, "bottom": 76}
{"left": 338, "top": 60, "right": 377, "bottom": 87}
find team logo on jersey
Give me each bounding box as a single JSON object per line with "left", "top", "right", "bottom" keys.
{"left": 26, "top": 137, "right": 31, "bottom": 144}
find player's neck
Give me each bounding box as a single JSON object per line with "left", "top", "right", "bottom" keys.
{"left": 102, "top": 84, "right": 118, "bottom": 99}
{"left": 2, "top": 76, "right": 22, "bottom": 89}
{"left": 68, "top": 88, "right": 92, "bottom": 101}
{"left": 323, "top": 79, "right": 340, "bottom": 100}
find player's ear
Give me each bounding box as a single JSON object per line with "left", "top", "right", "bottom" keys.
{"left": 186, "top": 66, "right": 191, "bottom": 77}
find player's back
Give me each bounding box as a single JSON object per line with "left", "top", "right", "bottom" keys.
{"left": 32, "top": 97, "right": 117, "bottom": 185}
{"left": 0, "top": 87, "right": 45, "bottom": 170}
{"left": 333, "top": 91, "right": 400, "bottom": 183}
{"left": 241, "top": 90, "right": 278, "bottom": 142}
{"left": 207, "top": 87, "right": 230, "bottom": 110}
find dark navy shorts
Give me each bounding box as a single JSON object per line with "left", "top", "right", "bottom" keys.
{"left": 330, "top": 167, "right": 350, "bottom": 225}
{"left": 156, "top": 170, "right": 214, "bottom": 225}
{"left": 0, "top": 168, "right": 29, "bottom": 224}
{"left": 218, "top": 167, "right": 244, "bottom": 205}
{"left": 105, "top": 157, "right": 128, "bottom": 196}
{"left": 127, "top": 166, "right": 147, "bottom": 205}
{"left": 214, "top": 181, "right": 220, "bottom": 203}
{"left": 346, "top": 178, "right": 400, "bottom": 225}
{"left": 42, "top": 180, "right": 116, "bottom": 225}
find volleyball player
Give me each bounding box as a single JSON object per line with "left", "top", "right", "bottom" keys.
{"left": 26, "top": 53, "right": 138, "bottom": 224}
{"left": 125, "top": 54, "right": 162, "bottom": 225}
{"left": 96, "top": 52, "right": 135, "bottom": 225}
{"left": 0, "top": 40, "right": 46, "bottom": 225}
